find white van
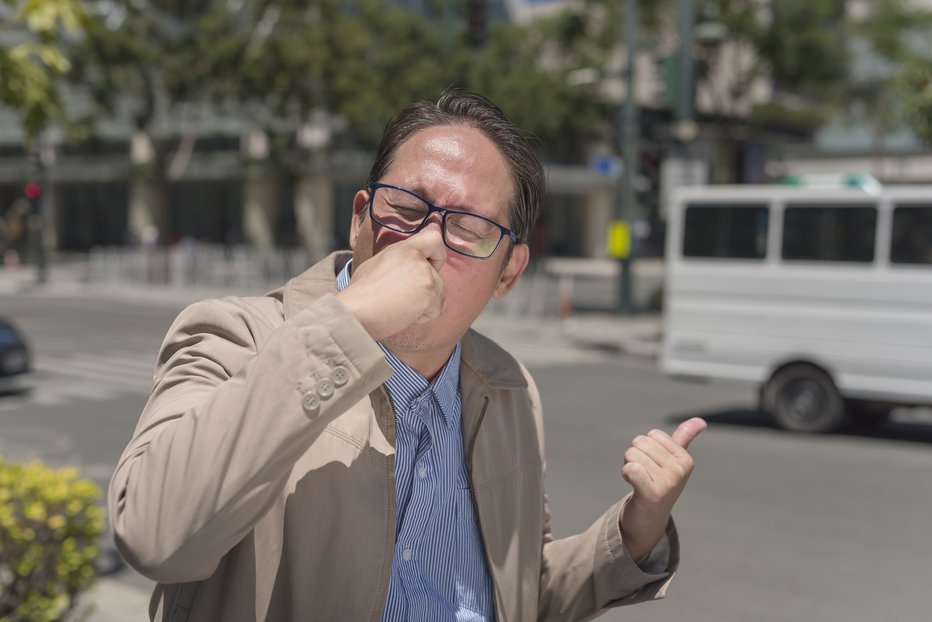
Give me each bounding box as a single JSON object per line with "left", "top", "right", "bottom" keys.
{"left": 660, "top": 185, "right": 932, "bottom": 432}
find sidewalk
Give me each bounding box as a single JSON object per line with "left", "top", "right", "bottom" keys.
{"left": 561, "top": 313, "right": 662, "bottom": 358}
{"left": 81, "top": 575, "right": 153, "bottom": 622}
{"left": 2, "top": 262, "right": 663, "bottom": 359}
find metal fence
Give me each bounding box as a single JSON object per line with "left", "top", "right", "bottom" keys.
{"left": 86, "top": 245, "right": 663, "bottom": 315}
{"left": 88, "top": 244, "right": 319, "bottom": 291}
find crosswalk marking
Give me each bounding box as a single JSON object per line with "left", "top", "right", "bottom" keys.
{"left": 0, "top": 350, "right": 155, "bottom": 411}
{"left": 39, "top": 357, "right": 154, "bottom": 386}
{"left": 0, "top": 336, "right": 606, "bottom": 413}
{"left": 77, "top": 352, "right": 156, "bottom": 373}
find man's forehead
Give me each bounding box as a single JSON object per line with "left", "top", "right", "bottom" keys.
{"left": 392, "top": 125, "right": 485, "bottom": 163}
{"left": 385, "top": 126, "right": 513, "bottom": 198}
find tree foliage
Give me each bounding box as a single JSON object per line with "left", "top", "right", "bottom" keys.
{"left": 690, "top": 0, "right": 932, "bottom": 141}
{"left": 0, "top": 0, "right": 86, "bottom": 145}
{"left": 844, "top": 0, "right": 932, "bottom": 147}
{"left": 64, "top": 0, "right": 614, "bottom": 155}
{"left": 8, "top": 0, "right": 932, "bottom": 158}
{"left": 901, "top": 57, "right": 932, "bottom": 145}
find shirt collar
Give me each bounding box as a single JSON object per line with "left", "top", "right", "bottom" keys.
{"left": 336, "top": 259, "right": 461, "bottom": 428}
{"left": 336, "top": 258, "right": 352, "bottom": 291}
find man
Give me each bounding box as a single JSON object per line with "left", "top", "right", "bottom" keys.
{"left": 109, "top": 90, "right": 706, "bottom": 621}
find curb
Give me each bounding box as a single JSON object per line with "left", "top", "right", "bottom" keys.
{"left": 560, "top": 315, "right": 662, "bottom": 358}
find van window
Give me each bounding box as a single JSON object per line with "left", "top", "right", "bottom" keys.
{"left": 683, "top": 204, "right": 769, "bottom": 259}
{"left": 782, "top": 205, "right": 876, "bottom": 263}
{"left": 891, "top": 205, "right": 932, "bottom": 265}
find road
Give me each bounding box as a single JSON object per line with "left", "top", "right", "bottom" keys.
{"left": 1, "top": 290, "right": 931, "bottom": 621}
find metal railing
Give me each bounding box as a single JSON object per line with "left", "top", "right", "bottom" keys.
{"left": 88, "top": 244, "right": 319, "bottom": 291}
{"left": 86, "top": 245, "right": 664, "bottom": 315}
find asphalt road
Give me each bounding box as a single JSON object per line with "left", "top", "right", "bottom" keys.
{"left": 1, "top": 291, "right": 931, "bottom": 621}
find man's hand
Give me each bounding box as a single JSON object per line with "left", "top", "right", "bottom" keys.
{"left": 618, "top": 417, "right": 707, "bottom": 563}
{"left": 337, "top": 228, "right": 447, "bottom": 341}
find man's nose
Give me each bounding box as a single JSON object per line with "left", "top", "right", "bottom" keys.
{"left": 419, "top": 211, "right": 444, "bottom": 234}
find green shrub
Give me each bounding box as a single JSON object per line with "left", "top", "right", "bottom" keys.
{"left": 0, "top": 456, "right": 105, "bottom": 622}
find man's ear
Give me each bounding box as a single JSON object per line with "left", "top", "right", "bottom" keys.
{"left": 493, "top": 243, "right": 529, "bottom": 299}
{"left": 349, "top": 189, "right": 369, "bottom": 250}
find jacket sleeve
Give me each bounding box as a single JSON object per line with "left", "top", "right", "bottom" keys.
{"left": 108, "top": 293, "right": 391, "bottom": 584}
{"left": 526, "top": 369, "right": 680, "bottom": 621}
{"left": 537, "top": 496, "right": 679, "bottom": 621}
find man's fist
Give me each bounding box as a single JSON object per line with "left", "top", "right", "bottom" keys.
{"left": 618, "top": 417, "right": 707, "bottom": 562}
{"left": 337, "top": 227, "right": 447, "bottom": 341}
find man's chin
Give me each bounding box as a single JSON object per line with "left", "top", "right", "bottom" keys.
{"left": 381, "top": 324, "right": 459, "bottom": 361}
{"left": 381, "top": 327, "right": 432, "bottom": 354}
{"left": 381, "top": 333, "right": 415, "bottom": 353}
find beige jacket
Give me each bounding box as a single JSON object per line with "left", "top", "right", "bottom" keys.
{"left": 109, "top": 252, "right": 678, "bottom": 621}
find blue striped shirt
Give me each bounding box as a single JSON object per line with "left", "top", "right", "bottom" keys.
{"left": 337, "top": 261, "right": 494, "bottom": 621}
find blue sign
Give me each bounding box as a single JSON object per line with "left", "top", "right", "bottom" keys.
{"left": 591, "top": 155, "right": 619, "bottom": 176}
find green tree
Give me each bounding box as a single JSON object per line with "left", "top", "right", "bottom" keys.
{"left": 901, "top": 56, "right": 932, "bottom": 145}
{"left": 660, "top": 0, "right": 932, "bottom": 178}
{"left": 65, "top": 1, "right": 242, "bottom": 238}
{"left": 68, "top": 1, "right": 617, "bottom": 163}
{"left": 690, "top": 0, "right": 849, "bottom": 133}
{"left": 0, "top": 0, "right": 86, "bottom": 145}
{"left": 844, "top": 0, "right": 932, "bottom": 160}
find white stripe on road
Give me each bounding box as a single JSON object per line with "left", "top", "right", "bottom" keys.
{"left": 38, "top": 358, "right": 153, "bottom": 387}
{"left": 80, "top": 351, "right": 156, "bottom": 373}
{"left": 2, "top": 350, "right": 155, "bottom": 409}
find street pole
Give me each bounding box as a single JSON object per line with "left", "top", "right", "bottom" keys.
{"left": 675, "top": 0, "right": 697, "bottom": 159}
{"left": 26, "top": 142, "right": 48, "bottom": 285}
{"left": 617, "top": 0, "right": 639, "bottom": 314}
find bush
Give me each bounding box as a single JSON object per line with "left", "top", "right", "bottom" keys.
{"left": 0, "top": 456, "right": 105, "bottom": 622}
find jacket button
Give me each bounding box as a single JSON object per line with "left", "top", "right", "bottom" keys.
{"left": 316, "top": 378, "right": 334, "bottom": 399}
{"left": 330, "top": 366, "right": 349, "bottom": 387}
{"left": 302, "top": 391, "right": 321, "bottom": 414}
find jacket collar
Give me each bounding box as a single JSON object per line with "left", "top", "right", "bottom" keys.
{"left": 282, "top": 251, "right": 528, "bottom": 392}
{"left": 282, "top": 251, "right": 349, "bottom": 320}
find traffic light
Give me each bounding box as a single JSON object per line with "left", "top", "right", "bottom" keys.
{"left": 24, "top": 182, "right": 41, "bottom": 213}
{"left": 466, "top": 0, "right": 486, "bottom": 48}
{"left": 24, "top": 182, "right": 41, "bottom": 202}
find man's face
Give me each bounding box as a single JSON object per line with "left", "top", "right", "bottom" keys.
{"left": 349, "top": 124, "right": 529, "bottom": 359}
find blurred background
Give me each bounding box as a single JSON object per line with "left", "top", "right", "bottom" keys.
{"left": 1, "top": 0, "right": 931, "bottom": 620}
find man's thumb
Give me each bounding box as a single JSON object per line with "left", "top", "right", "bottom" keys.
{"left": 672, "top": 417, "right": 707, "bottom": 449}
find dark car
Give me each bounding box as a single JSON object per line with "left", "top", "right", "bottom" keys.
{"left": 0, "top": 315, "right": 30, "bottom": 393}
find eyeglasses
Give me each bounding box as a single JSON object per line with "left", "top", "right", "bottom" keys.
{"left": 367, "top": 183, "right": 517, "bottom": 259}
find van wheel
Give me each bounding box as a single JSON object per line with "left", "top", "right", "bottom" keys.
{"left": 762, "top": 364, "right": 846, "bottom": 433}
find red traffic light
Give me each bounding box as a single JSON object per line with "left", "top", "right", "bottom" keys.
{"left": 24, "top": 182, "right": 41, "bottom": 201}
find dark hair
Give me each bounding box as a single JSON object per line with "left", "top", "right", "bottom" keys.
{"left": 366, "top": 89, "right": 544, "bottom": 244}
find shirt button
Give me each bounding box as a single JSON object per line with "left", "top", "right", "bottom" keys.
{"left": 417, "top": 463, "right": 427, "bottom": 479}
{"left": 402, "top": 548, "right": 412, "bottom": 561}
{"left": 330, "top": 366, "right": 349, "bottom": 387}
{"left": 316, "top": 378, "right": 334, "bottom": 399}
{"left": 301, "top": 391, "right": 320, "bottom": 414}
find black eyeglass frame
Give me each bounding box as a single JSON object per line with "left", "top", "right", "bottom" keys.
{"left": 367, "top": 182, "right": 517, "bottom": 259}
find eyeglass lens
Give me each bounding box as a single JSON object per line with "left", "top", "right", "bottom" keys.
{"left": 372, "top": 186, "right": 502, "bottom": 258}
